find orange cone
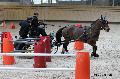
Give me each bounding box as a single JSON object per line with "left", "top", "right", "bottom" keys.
{"left": 75, "top": 52, "right": 90, "bottom": 79}
{"left": 10, "top": 22, "right": 15, "bottom": 29}
{"left": 74, "top": 41, "right": 84, "bottom": 50}
{"left": 2, "top": 32, "right": 15, "bottom": 65}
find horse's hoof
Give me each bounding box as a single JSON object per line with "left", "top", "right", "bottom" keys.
{"left": 91, "top": 53, "right": 99, "bottom": 57}
{"left": 61, "top": 51, "right": 65, "bottom": 54}
{"left": 61, "top": 50, "right": 65, "bottom": 54}
{"left": 17, "top": 56, "right": 33, "bottom": 59}
{"left": 58, "top": 43, "right": 62, "bottom": 47}
{"left": 65, "top": 50, "right": 68, "bottom": 52}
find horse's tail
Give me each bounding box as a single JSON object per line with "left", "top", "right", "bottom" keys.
{"left": 55, "top": 26, "right": 66, "bottom": 46}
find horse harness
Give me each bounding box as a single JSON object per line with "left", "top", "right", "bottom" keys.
{"left": 63, "top": 26, "right": 92, "bottom": 43}
{"left": 62, "top": 22, "right": 101, "bottom": 43}
{"left": 77, "top": 26, "right": 92, "bottom": 42}
{"left": 76, "top": 23, "right": 100, "bottom": 42}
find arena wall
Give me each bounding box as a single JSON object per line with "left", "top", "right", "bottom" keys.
{"left": 0, "top": 5, "right": 120, "bottom": 23}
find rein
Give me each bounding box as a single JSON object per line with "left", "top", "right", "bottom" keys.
{"left": 76, "top": 20, "right": 101, "bottom": 42}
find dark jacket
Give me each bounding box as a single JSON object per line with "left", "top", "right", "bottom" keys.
{"left": 19, "top": 20, "right": 30, "bottom": 38}
{"left": 31, "top": 16, "right": 39, "bottom": 27}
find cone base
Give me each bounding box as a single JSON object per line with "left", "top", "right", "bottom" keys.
{"left": 33, "top": 63, "right": 46, "bottom": 68}
{"left": 46, "top": 56, "right": 51, "bottom": 62}
{"left": 3, "top": 56, "right": 15, "bottom": 65}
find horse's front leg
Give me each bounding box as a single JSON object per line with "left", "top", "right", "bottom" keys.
{"left": 91, "top": 45, "right": 99, "bottom": 57}
{"left": 88, "top": 40, "right": 99, "bottom": 57}
{"left": 62, "top": 38, "right": 70, "bottom": 54}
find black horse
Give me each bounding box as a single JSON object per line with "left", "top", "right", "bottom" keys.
{"left": 55, "top": 16, "right": 110, "bottom": 57}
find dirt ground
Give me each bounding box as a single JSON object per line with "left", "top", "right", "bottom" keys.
{"left": 0, "top": 21, "right": 120, "bottom": 79}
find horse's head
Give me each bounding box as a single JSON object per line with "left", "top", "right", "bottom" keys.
{"left": 99, "top": 15, "right": 110, "bottom": 32}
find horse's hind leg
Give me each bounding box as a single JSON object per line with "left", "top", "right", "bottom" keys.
{"left": 62, "top": 38, "right": 70, "bottom": 54}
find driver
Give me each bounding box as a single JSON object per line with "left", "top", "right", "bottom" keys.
{"left": 29, "top": 12, "right": 47, "bottom": 38}
{"left": 14, "top": 17, "right": 32, "bottom": 50}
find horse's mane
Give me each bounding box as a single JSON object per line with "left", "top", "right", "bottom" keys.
{"left": 90, "top": 19, "right": 102, "bottom": 29}
{"left": 91, "top": 19, "right": 100, "bottom": 25}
